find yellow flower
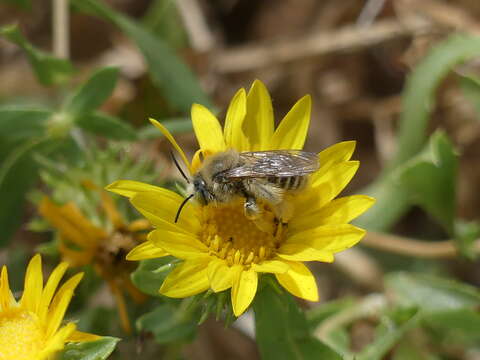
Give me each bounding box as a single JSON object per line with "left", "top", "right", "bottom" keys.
{"left": 107, "top": 80, "right": 375, "bottom": 316}
{"left": 0, "top": 254, "right": 99, "bottom": 360}
{"left": 38, "top": 184, "right": 150, "bottom": 333}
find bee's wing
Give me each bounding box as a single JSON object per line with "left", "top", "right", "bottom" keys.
{"left": 223, "top": 150, "right": 319, "bottom": 178}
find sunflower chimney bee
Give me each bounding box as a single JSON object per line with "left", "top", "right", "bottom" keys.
{"left": 172, "top": 149, "right": 319, "bottom": 228}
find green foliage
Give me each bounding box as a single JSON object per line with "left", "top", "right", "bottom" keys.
{"left": 0, "top": 108, "right": 51, "bottom": 140}
{"left": 385, "top": 272, "right": 480, "bottom": 311}
{"left": 136, "top": 303, "right": 197, "bottom": 344}
{"left": 423, "top": 308, "right": 480, "bottom": 345}
{"left": 395, "top": 131, "right": 458, "bottom": 233}
{"left": 71, "top": 0, "right": 213, "bottom": 113}
{"left": 0, "top": 24, "right": 75, "bottom": 86}
{"left": 0, "top": 139, "right": 53, "bottom": 245}
{"left": 356, "top": 308, "right": 422, "bottom": 360}
{"left": 357, "top": 34, "right": 480, "bottom": 231}
{"left": 58, "top": 337, "right": 120, "bottom": 360}
{"left": 0, "top": 64, "right": 138, "bottom": 245}
{"left": 253, "top": 280, "right": 342, "bottom": 360}
{"left": 131, "top": 258, "right": 177, "bottom": 297}
{"left": 454, "top": 220, "right": 480, "bottom": 259}
{"left": 459, "top": 73, "right": 480, "bottom": 117}
{"left": 76, "top": 113, "right": 137, "bottom": 141}
{"left": 65, "top": 67, "right": 119, "bottom": 117}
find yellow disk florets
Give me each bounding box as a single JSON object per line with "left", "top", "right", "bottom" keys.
{"left": 0, "top": 309, "right": 45, "bottom": 360}
{"left": 200, "top": 200, "right": 284, "bottom": 267}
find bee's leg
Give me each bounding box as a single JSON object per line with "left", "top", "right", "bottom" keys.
{"left": 244, "top": 196, "right": 261, "bottom": 220}
{"left": 273, "top": 200, "right": 294, "bottom": 223}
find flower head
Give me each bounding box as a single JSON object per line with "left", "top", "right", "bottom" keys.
{"left": 0, "top": 254, "right": 99, "bottom": 360}
{"left": 107, "top": 80, "right": 375, "bottom": 316}
{"left": 38, "top": 183, "right": 149, "bottom": 333}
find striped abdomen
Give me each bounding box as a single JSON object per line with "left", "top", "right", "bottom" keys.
{"left": 267, "top": 176, "right": 307, "bottom": 191}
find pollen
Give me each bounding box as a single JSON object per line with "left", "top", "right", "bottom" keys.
{"left": 0, "top": 309, "right": 45, "bottom": 360}
{"left": 200, "top": 200, "right": 284, "bottom": 267}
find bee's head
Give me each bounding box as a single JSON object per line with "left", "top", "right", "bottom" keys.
{"left": 193, "top": 175, "right": 213, "bottom": 205}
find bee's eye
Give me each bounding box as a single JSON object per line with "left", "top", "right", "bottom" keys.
{"left": 193, "top": 179, "right": 203, "bottom": 189}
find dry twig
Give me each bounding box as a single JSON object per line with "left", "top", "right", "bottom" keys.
{"left": 213, "top": 16, "right": 432, "bottom": 73}
{"left": 52, "top": 0, "right": 69, "bottom": 59}
{"left": 362, "top": 231, "right": 480, "bottom": 259}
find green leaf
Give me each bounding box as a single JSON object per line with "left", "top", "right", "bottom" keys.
{"left": 385, "top": 272, "right": 480, "bottom": 311}
{"left": 393, "top": 341, "right": 435, "bottom": 360}
{"left": 76, "top": 112, "right": 137, "bottom": 140}
{"left": 356, "top": 308, "right": 422, "bottom": 360}
{"left": 136, "top": 304, "right": 197, "bottom": 344}
{"left": 0, "top": 139, "right": 46, "bottom": 246}
{"left": 0, "top": 108, "right": 51, "bottom": 141}
{"left": 0, "top": 24, "right": 75, "bottom": 86}
{"left": 357, "top": 34, "right": 480, "bottom": 231}
{"left": 391, "top": 34, "right": 480, "bottom": 170}
{"left": 254, "top": 282, "right": 342, "bottom": 360}
{"left": 459, "top": 74, "right": 480, "bottom": 117}
{"left": 58, "top": 337, "right": 120, "bottom": 360}
{"left": 65, "top": 67, "right": 119, "bottom": 117}
{"left": 424, "top": 308, "right": 480, "bottom": 345}
{"left": 306, "top": 297, "right": 355, "bottom": 329}
{"left": 131, "top": 257, "right": 176, "bottom": 296}
{"left": 395, "top": 131, "right": 457, "bottom": 233}
{"left": 454, "top": 220, "right": 480, "bottom": 260}
{"left": 138, "top": 117, "right": 193, "bottom": 140}
{"left": 71, "top": 0, "right": 213, "bottom": 112}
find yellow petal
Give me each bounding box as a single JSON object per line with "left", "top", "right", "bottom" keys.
{"left": 310, "top": 160, "right": 359, "bottom": 191}
{"left": 231, "top": 267, "right": 258, "bottom": 317}
{"left": 295, "top": 161, "right": 360, "bottom": 220}
{"left": 0, "top": 266, "right": 15, "bottom": 310}
{"left": 20, "top": 254, "right": 43, "bottom": 313}
{"left": 276, "top": 261, "right": 318, "bottom": 302}
{"left": 243, "top": 80, "right": 274, "bottom": 150}
{"left": 106, "top": 180, "right": 170, "bottom": 199}
{"left": 130, "top": 192, "right": 200, "bottom": 234}
{"left": 46, "top": 272, "right": 84, "bottom": 338}
{"left": 100, "top": 191, "right": 125, "bottom": 229}
{"left": 291, "top": 195, "right": 375, "bottom": 232}
{"left": 58, "top": 241, "right": 93, "bottom": 266}
{"left": 39, "top": 261, "right": 69, "bottom": 322}
{"left": 270, "top": 95, "right": 311, "bottom": 150}
{"left": 224, "top": 88, "right": 248, "bottom": 151}
{"left": 160, "top": 258, "right": 210, "bottom": 298}
{"left": 207, "top": 259, "right": 234, "bottom": 292}
{"left": 150, "top": 118, "right": 192, "bottom": 174}
{"left": 287, "top": 224, "right": 366, "bottom": 252}
{"left": 41, "top": 322, "right": 76, "bottom": 357}
{"left": 127, "top": 219, "right": 151, "bottom": 232}
{"left": 252, "top": 260, "right": 289, "bottom": 273}
{"left": 149, "top": 229, "right": 209, "bottom": 260}
{"left": 320, "top": 195, "right": 376, "bottom": 224}
{"left": 319, "top": 141, "right": 356, "bottom": 167}
{"left": 109, "top": 280, "right": 131, "bottom": 334}
{"left": 191, "top": 103, "right": 226, "bottom": 152}
{"left": 39, "top": 197, "right": 104, "bottom": 248}
{"left": 67, "top": 330, "right": 101, "bottom": 342}
{"left": 277, "top": 245, "right": 334, "bottom": 262}
{"left": 126, "top": 240, "right": 169, "bottom": 261}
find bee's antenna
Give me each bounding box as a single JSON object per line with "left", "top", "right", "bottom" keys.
{"left": 175, "top": 194, "right": 194, "bottom": 223}
{"left": 170, "top": 150, "right": 190, "bottom": 184}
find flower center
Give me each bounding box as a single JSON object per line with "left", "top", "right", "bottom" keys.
{"left": 200, "top": 200, "right": 284, "bottom": 267}
{"left": 0, "top": 309, "right": 46, "bottom": 360}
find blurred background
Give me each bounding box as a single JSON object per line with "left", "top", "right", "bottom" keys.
{"left": 1, "top": 0, "right": 480, "bottom": 359}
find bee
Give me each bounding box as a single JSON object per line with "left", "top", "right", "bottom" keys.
{"left": 173, "top": 149, "right": 319, "bottom": 225}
